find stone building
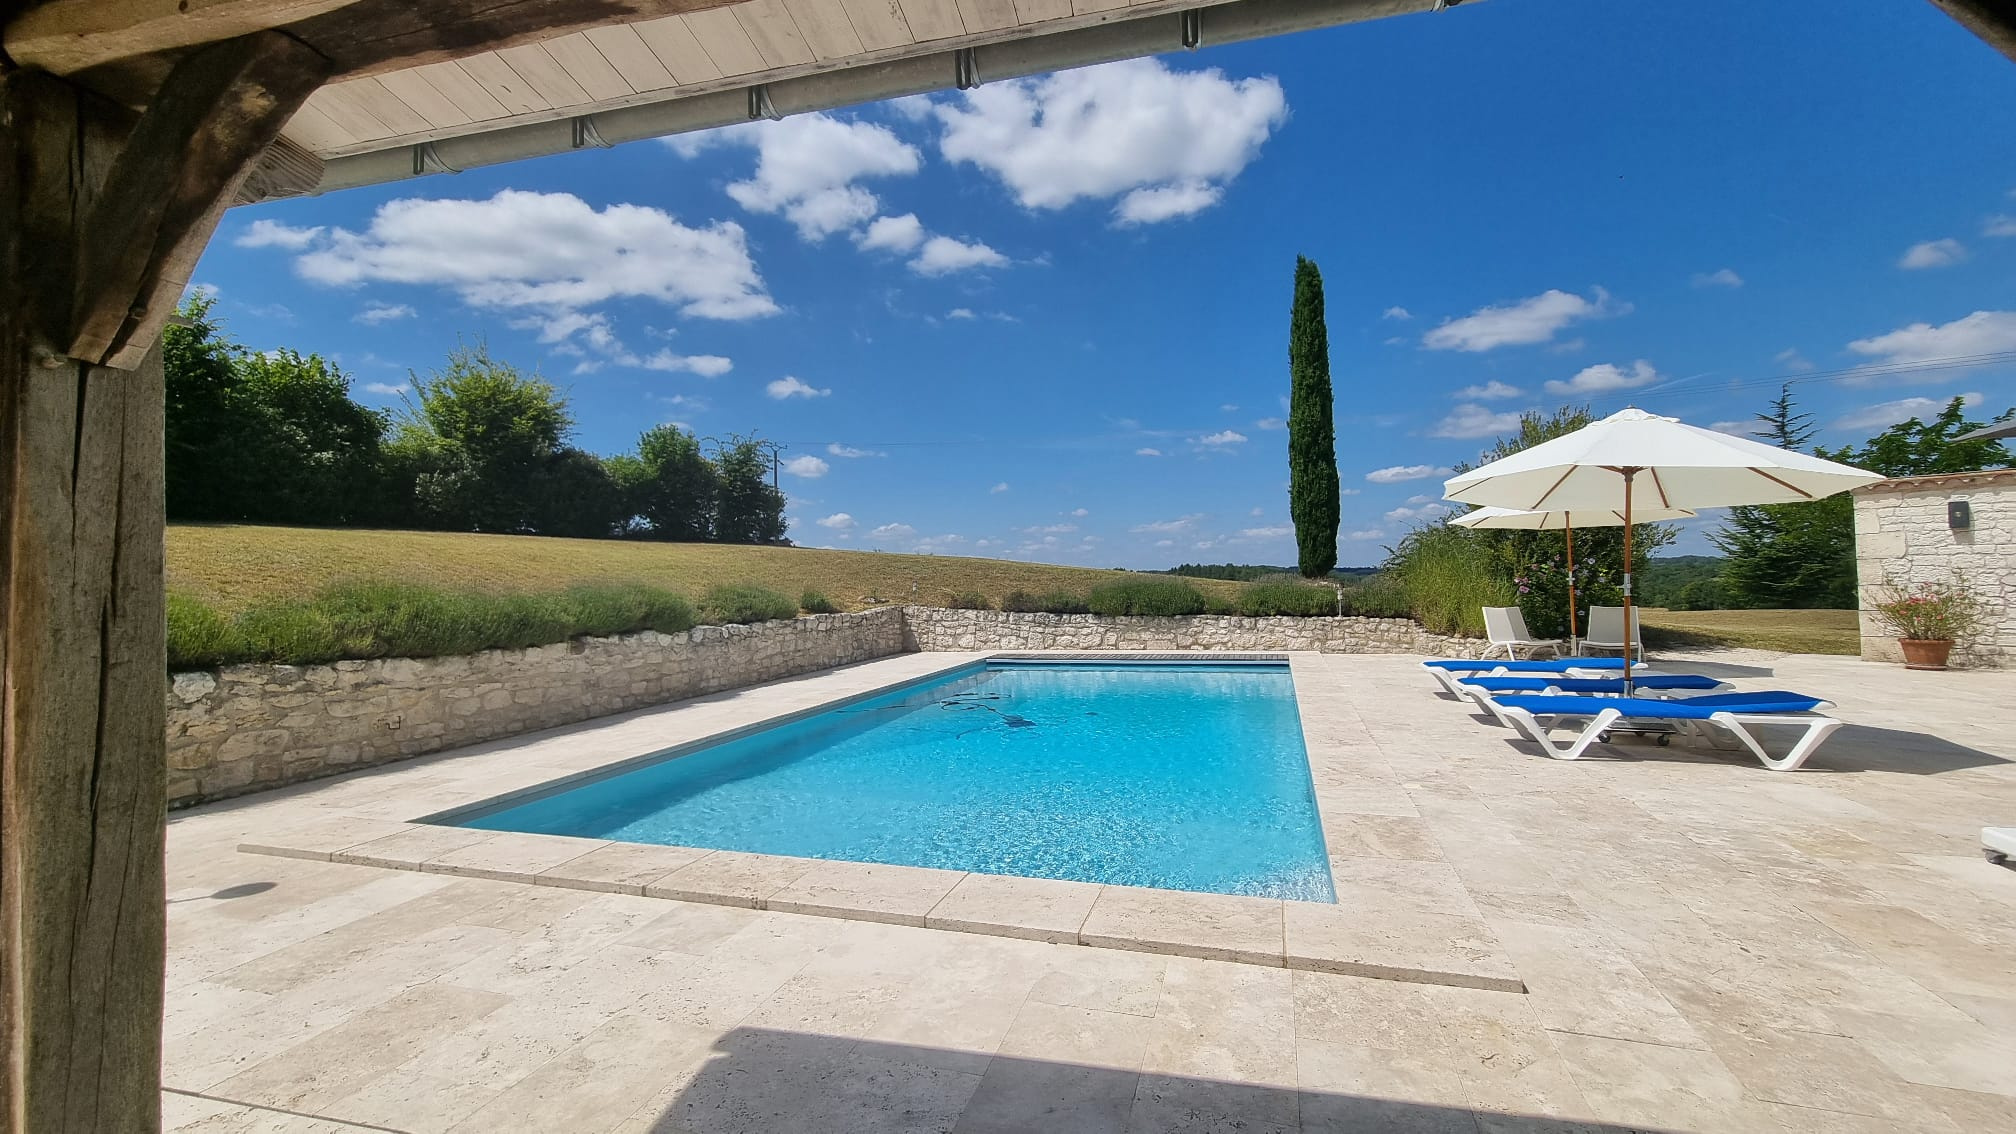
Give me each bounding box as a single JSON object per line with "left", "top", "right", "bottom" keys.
{"left": 1854, "top": 469, "right": 2016, "bottom": 667}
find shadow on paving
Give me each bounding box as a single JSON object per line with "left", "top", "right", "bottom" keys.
{"left": 637, "top": 1027, "right": 1666, "bottom": 1134}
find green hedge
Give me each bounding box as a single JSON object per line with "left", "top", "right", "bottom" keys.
{"left": 945, "top": 590, "right": 992, "bottom": 610}
{"left": 170, "top": 580, "right": 711, "bottom": 669}
{"left": 1086, "top": 578, "right": 1208, "bottom": 616}
{"left": 1237, "top": 580, "right": 1337, "bottom": 617}
{"left": 999, "top": 589, "right": 1092, "bottom": 614}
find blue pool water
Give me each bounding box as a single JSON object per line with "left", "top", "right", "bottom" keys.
{"left": 454, "top": 661, "right": 1335, "bottom": 901}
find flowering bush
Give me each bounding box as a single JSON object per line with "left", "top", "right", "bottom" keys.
{"left": 1871, "top": 576, "right": 1986, "bottom": 642}
{"left": 1511, "top": 555, "right": 1617, "bottom": 640}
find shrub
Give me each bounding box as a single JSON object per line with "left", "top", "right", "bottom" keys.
{"left": 1386, "top": 525, "right": 1513, "bottom": 636}
{"left": 999, "top": 589, "right": 1042, "bottom": 613}
{"left": 1087, "top": 578, "right": 1208, "bottom": 617}
{"left": 1871, "top": 575, "right": 1986, "bottom": 642}
{"left": 1238, "top": 580, "right": 1337, "bottom": 617}
{"left": 166, "top": 593, "right": 247, "bottom": 668}
{"left": 1203, "top": 594, "right": 1240, "bottom": 616}
{"left": 946, "top": 590, "right": 991, "bottom": 610}
{"left": 1339, "top": 576, "right": 1413, "bottom": 618}
{"left": 1037, "top": 591, "right": 1091, "bottom": 615}
{"left": 698, "top": 583, "right": 798, "bottom": 626}
{"left": 799, "top": 588, "right": 838, "bottom": 614}
{"left": 233, "top": 599, "right": 345, "bottom": 665}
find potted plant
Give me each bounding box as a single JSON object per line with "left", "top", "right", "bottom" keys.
{"left": 1871, "top": 576, "right": 1986, "bottom": 670}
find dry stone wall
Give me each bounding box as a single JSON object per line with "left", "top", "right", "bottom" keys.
{"left": 166, "top": 607, "right": 907, "bottom": 806}
{"left": 1854, "top": 471, "right": 2016, "bottom": 668}
{"left": 901, "top": 606, "right": 1476, "bottom": 657}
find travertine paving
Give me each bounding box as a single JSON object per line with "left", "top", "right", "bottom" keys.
{"left": 164, "top": 650, "right": 2016, "bottom": 1132}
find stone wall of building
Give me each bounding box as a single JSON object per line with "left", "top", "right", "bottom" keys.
{"left": 166, "top": 607, "right": 908, "bottom": 806}
{"left": 1854, "top": 470, "right": 2016, "bottom": 668}
{"left": 901, "top": 606, "right": 1477, "bottom": 657}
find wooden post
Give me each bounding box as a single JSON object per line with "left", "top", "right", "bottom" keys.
{"left": 2, "top": 33, "right": 325, "bottom": 1130}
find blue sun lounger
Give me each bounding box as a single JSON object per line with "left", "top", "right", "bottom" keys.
{"left": 1454, "top": 674, "right": 1731, "bottom": 704}
{"left": 1483, "top": 691, "right": 1841, "bottom": 771}
{"left": 1420, "top": 656, "right": 1644, "bottom": 694}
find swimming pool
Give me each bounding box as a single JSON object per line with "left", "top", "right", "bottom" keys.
{"left": 451, "top": 659, "right": 1335, "bottom": 901}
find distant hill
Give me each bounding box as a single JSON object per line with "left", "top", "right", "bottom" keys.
{"left": 1638, "top": 554, "right": 1726, "bottom": 609}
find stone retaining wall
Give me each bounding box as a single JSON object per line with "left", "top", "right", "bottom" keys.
{"left": 1854, "top": 470, "right": 2016, "bottom": 668}
{"left": 166, "top": 607, "right": 907, "bottom": 806}
{"left": 901, "top": 606, "right": 1475, "bottom": 657}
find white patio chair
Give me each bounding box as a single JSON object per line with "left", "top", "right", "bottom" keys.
{"left": 1580, "top": 605, "right": 1643, "bottom": 656}
{"left": 1481, "top": 607, "right": 1562, "bottom": 661}
{"left": 1985, "top": 827, "right": 2015, "bottom": 865}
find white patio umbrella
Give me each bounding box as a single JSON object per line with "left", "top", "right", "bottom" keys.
{"left": 1450, "top": 504, "right": 1696, "bottom": 645}
{"left": 1443, "top": 408, "right": 1882, "bottom": 688}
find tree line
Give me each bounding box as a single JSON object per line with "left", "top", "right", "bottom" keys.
{"left": 164, "top": 295, "right": 787, "bottom": 542}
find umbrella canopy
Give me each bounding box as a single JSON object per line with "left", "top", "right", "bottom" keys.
{"left": 1450, "top": 504, "right": 1697, "bottom": 529}
{"left": 1443, "top": 408, "right": 1883, "bottom": 511}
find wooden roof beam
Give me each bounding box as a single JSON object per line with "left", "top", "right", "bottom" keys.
{"left": 1927, "top": 0, "right": 2016, "bottom": 63}
{"left": 4, "top": 0, "right": 357, "bottom": 75}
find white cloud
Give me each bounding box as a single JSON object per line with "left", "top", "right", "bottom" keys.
{"left": 521, "top": 311, "right": 735, "bottom": 377}
{"left": 909, "top": 235, "right": 1008, "bottom": 276}
{"left": 1254, "top": 417, "right": 1284, "bottom": 430}
{"left": 1365, "top": 464, "right": 1451, "bottom": 484}
{"left": 1545, "top": 359, "right": 1660, "bottom": 396}
{"left": 1023, "top": 523, "right": 1077, "bottom": 534}
{"left": 1898, "top": 238, "right": 1966, "bottom": 269}
{"left": 1135, "top": 447, "right": 1163, "bottom": 457}
{"left": 782, "top": 455, "right": 829, "bottom": 478}
{"left": 855, "top": 213, "right": 926, "bottom": 254}
{"left": 1833, "top": 393, "right": 1983, "bottom": 432}
{"left": 1383, "top": 306, "right": 1413, "bottom": 321}
{"left": 870, "top": 522, "right": 915, "bottom": 539}
{"left": 1239, "top": 525, "right": 1293, "bottom": 538}
{"left": 361, "top": 382, "right": 407, "bottom": 396}
{"left": 1220, "top": 403, "right": 1239, "bottom": 412}
{"left": 816, "top": 512, "right": 856, "bottom": 530}
{"left": 1194, "top": 429, "right": 1247, "bottom": 447}
{"left": 1775, "top": 348, "right": 1815, "bottom": 373}
{"left": 645, "top": 351, "right": 733, "bottom": 377}
{"left": 1345, "top": 528, "right": 1385, "bottom": 541}
{"left": 1385, "top": 502, "right": 1453, "bottom": 524}
{"left": 1131, "top": 514, "right": 1203, "bottom": 533}
{"left": 355, "top": 302, "right": 415, "bottom": 325}
{"left": 236, "top": 219, "right": 324, "bottom": 249}
{"left": 1691, "top": 268, "right": 1743, "bottom": 288}
{"left": 1341, "top": 487, "right": 1361, "bottom": 496}
{"left": 946, "top": 308, "right": 976, "bottom": 320}
{"left": 668, "top": 113, "right": 920, "bottom": 241}
{"left": 1847, "top": 310, "right": 2016, "bottom": 368}
{"left": 767, "top": 375, "right": 830, "bottom": 399}
{"left": 1453, "top": 380, "right": 1522, "bottom": 400}
{"left": 1431, "top": 403, "right": 1524, "bottom": 439}
{"left": 1070, "top": 507, "right": 1090, "bottom": 517}
{"left": 826, "top": 442, "right": 885, "bottom": 458}
{"left": 1985, "top": 214, "right": 2016, "bottom": 238}
{"left": 930, "top": 58, "right": 1287, "bottom": 224}
{"left": 989, "top": 482, "right": 1010, "bottom": 494}
{"left": 1423, "top": 288, "right": 1622, "bottom": 352}
{"left": 297, "top": 190, "right": 776, "bottom": 321}
{"left": 186, "top": 282, "right": 221, "bottom": 301}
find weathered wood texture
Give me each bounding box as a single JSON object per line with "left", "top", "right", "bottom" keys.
{"left": 4, "top": 0, "right": 356, "bottom": 74}
{"left": 68, "top": 29, "right": 330, "bottom": 369}
{"left": 2, "top": 67, "right": 170, "bottom": 1134}
{"left": 1927, "top": 0, "right": 2016, "bottom": 62}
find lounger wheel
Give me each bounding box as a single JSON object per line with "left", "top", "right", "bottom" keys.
{"left": 1990, "top": 850, "right": 2010, "bottom": 865}
{"left": 1655, "top": 733, "right": 1671, "bottom": 747}
{"left": 1596, "top": 731, "right": 1611, "bottom": 743}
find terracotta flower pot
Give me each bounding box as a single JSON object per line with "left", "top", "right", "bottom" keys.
{"left": 1899, "top": 638, "right": 1953, "bottom": 671}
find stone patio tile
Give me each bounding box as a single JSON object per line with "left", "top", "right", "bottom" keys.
{"left": 419, "top": 830, "right": 612, "bottom": 882}
{"left": 615, "top": 899, "right": 761, "bottom": 955}
{"left": 1026, "top": 947, "right": 1169, "bottom": 1018}
{"left": 1694, "top": 1021, "right": 1964, "bottom": 1127}
{"left": 1486, "top": 918, "right": 1703, "bottom": 1047}
{"left": 1284, "top": 901, "right": 1522, "bottom": 992}
{"left": 1833, "top": 1008, "right": 2016, "bottom": 1096}
{"left": 326, "top": 824, "right": 495, "bottom": 869}
{"left": 1319, "top": 814, "right": 1447, "bottom": 861}
{"left": 1799, "top": 898, "right": 2016, "bottom": 999}
{"left": 643, "top": 849, "right": 819, "bottom": 908}
{"left": 957, "top": 1002, "right": 1148, "bottom": 1134}
{"left": 1137, "top": 958, "right": 1298, "bottom": 1125}
{"left": 925, "top": 872, "right": 1102, "bottom": 943}
{"left": 442, "top": 1012, "right": 719, "bottom": 1133}
{"left": 1296, "top": 1040, "right": 1478, "bottom": 1131}
{"left": 236, "top": 815, "right": 415, "bottom": 861}
{"left": 1079, "top": 886, "right": 1283, "bottom": 966}
{"left": 768, "top": 859, "right": 968, "bottom": 927}
{"left": 531, "top": 840, "right": 713, "bottom": 895}
{"left": 1328, "top": 855, "right": 1484, "bottom": 918}
{"left": 1546, "top": 1030, "right": 1755, "bottom": 1131}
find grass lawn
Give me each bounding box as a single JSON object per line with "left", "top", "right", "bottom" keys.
{"left": 167, "top": 524, "right": 1243, "bottom": 613}
{"left": 1639, "top": 607, "right": 1860, "bottom": 655}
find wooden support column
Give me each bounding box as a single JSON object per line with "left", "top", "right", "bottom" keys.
{"left": 1, "top": 30, "right": 326, "bottom": 1132}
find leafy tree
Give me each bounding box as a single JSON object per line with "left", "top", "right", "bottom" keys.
{"left": 525, "top": 448, "right": 627, "bottom": 539}
{"left": 632, "top": 425, "right": 717, "bottom": 541}
{"left": 163, "top": 292, "right": 251, "bottom": 519}
{"left": 233, "top": 349, "right": 389, "bottom": 525}
{"left": 710, "top": 435, "right": 786, "bottom": 545}
{"left": 1287, "top": 256, "right": 1339, "bottom": 578}
{"left": 1712, "top": 494, "right": 1856, "bottom": 609}
{"left": 1820, "top": 397, "right": 2013, "bottom": 477}
{"left": 403, "top": 343, "right": 571, "bottom": 532}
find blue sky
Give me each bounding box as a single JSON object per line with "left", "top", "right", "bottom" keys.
{"left": 196, "top": 0, "right": 2016, "bottom": 566}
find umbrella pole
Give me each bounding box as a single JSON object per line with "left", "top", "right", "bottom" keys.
{"left": 1621, "top": 471, "right": 1635, "bottom": 694}
{"left": 1564, "top": 519, "right": 1578, "bottom": 653}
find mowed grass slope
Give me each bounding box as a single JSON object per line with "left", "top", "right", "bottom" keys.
{"left": 168, "top": 524, "right": 1242, "bottom": 613}
{"left": 1640, "top": 607, "right": 1860, "bottom": 655}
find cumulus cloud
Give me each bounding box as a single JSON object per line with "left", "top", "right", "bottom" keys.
{"left": 1070, "top": 507, "right": 1090, "bottom": 517}
{"left": 1131, "top": 514, "right": 1202, "bottom": 533}
{"left": 296, "top": 190, "right": 777, "bottom": 322}
{"left": 1254, "top": 417, "right": 1284, "bottom": 430}
{"left": 1384, "top": 502, "right": 1453, "bottom": 524}
{"left": 854, "top": 212, "right": 926, "bottom": 253}
{"left": 362, "top": 382, "right": 407, "bottom": 396}
{"left": 1847, "top": 310, "right": 2016, "bottom": 369}
{"left": 827, "top": 442, "right": 885, "bottom": 458}
{"left": 1898, "top": 238, "right": 1966, "bottom": 269}
{"left": 354, "top": 302, "right": 415, "bottom": 325}
{"left": 1423, "top": 288, "right": 1622, "bottom": 352}
{"left": 816, "top": 512, "right": 856, "bottom": 530}
{"left": 1545, "top": 359, "right": 1660, "bottom": 395}
{"left": 782, "top": 455, "right": 829, "bottom": 478}
{"left": 667, "top": 113, "right": 920, "bottom": 241}
{"left": 1431, "top": 404, "right": 1524, "bottom": 439}
{"left": 1135, "top": 447, "right": 1163, "bottom": 457}
{"left": 519, "top": 310, "right": 732, "bottom": 377}
{"left": 870, "top": 522, "right": 915, "bottom": 539}
{"left": 236, "top": 219, "right": 324, "bottom": 249}
{"left": 1383, "top": 306, "right": 1412, "bottom": 320}
{"left": 1986, "top": 215, "right": 2016, "bottom": 238}
{"left": 909, "top": 235, "right": 1008, "bottom": 276}
{"left": 1691, "top": 268, "right": 1743, "bottom": 288}
{"left": 1365, "top": 464, "right": 1451, "bottom": 484}
{"left": 767, "top": 375, "right": 830, "bottom": 400}
{"left": 1833, "top": 393, "right": 1983, "bottom": 431}
{"left": 928, "top": 58, "right": 1287, "bottom": 224}
{"left": 1345, "top": 528, "right": 1385, "bottom": 541}
{"left": 1775, "top": 348, "right": 1815, "bottom": 373}
{"left": 1239, "top": 525, "right": 1293, "bottom": 538}
{"left": 1454, "top": 380, "right": 1522, "bottom": 400}
{"left": 946, "top": 308, "right": 976, "bottom": 320}
{"left": 1194, "top": 429, "right": 1247, "bottom": 447}
{"left": 989, "top": 482, "right": 1010, "bottom": 494}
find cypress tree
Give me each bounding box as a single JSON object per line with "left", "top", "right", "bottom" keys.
{"left": 1288, "top": 256, "right": 1339, "bottom": 578}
